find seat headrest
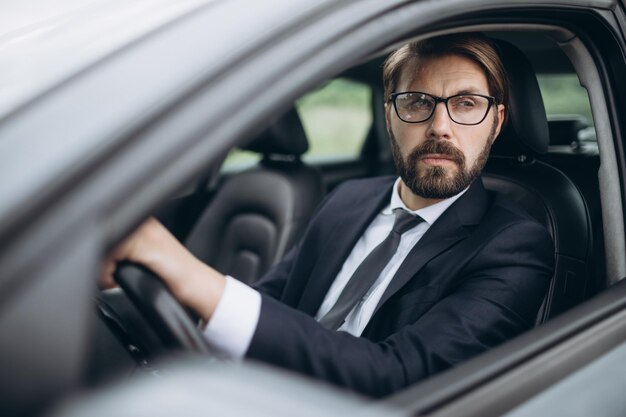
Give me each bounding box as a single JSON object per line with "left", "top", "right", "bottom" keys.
{"left": 548, "top": 116, "right": 588, "bottom": 146}
{"left": 243, "top": 108, "right": 309, "bottom": 156}
{"left": 490, "top": 40, "right": 550, "bottom": 157}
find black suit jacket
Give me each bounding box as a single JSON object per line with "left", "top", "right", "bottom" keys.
{"left": 248, "top": 176, "right": 553, "bottom": 397}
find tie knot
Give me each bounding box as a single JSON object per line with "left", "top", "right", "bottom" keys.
{"left": 392, "top": 209, "right": 423, "bottom": 235}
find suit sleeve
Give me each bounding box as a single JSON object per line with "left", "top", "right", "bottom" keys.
{"left": 245, "top": 220, "right": 553, "bottom": 398}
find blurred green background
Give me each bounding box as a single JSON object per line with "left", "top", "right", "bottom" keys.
{"left": 297, "top": 79, "right": 372, "bottom": 160}
{"left": 538, "top": 74, "right": 594, "bottom": 123}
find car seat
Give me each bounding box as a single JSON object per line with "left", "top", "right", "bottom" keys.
{"left": 184, "top": 108, "right": 325, "bottom": 284}
{"left": 483, "top": 39, "right": 592, "bottom": 323}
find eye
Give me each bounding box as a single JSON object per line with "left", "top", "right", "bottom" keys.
{"left": 403, "top": 94, "right": 432, "bottom": 110}
{"left": 454, "top": 97, "right": 477, "bottom": 108}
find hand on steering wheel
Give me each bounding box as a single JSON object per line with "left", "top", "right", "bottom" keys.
{"left": 113, "top": 261, "right": 212, "bottom": 354}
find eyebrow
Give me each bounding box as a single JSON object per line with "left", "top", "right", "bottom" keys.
{"left": 404, "top": 87, "right": 490, "bottom": 97}
{"left": 452, "top": 88, "right": 488, "bottom": 96}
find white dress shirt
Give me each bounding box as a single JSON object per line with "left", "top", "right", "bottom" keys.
{"left": 203, "top": 178, "right": 467, "bottom": 358}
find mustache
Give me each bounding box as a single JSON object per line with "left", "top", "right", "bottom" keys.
{"left": 408, "top": 140, "right": 465, "bottom": 165}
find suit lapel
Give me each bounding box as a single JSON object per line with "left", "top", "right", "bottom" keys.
{"left": 297, "top": 179, "right": 394, "bottom": 315}
{"left": 372, "top": 179, "right": 490, "bottom": 317}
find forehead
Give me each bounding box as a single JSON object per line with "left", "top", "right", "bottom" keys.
{"left": 398, "top": 54, "right": 489, "bottom": 94}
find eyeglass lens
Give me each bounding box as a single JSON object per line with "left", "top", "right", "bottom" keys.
{"left": 394, "top": 92, "right": 491, "bottom": 125}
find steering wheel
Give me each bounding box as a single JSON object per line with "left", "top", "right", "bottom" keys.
{"left": 113, "top": 261, "right": 212, "bottom": 354}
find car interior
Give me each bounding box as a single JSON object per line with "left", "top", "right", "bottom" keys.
{"left": 86, "top": 27, "right": 606, "bottom": 393}
{"left": 10, "top": 1, "right": 626, "bottom": 414}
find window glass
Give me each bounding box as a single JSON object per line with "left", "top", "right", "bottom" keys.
{"left": 222, "top": 150, "right": 261, "bottom": 171}
{"left": 537, "top": 73, "right": 596, "bottom": 144}
{"left": 223, "top": 78, "right": 372, "bottom": 170}
{"left": 537, "top": 74, "right": 593, "bottom": 124}
{"left": 296, "top": 78, "right": 372, "bottom": 161}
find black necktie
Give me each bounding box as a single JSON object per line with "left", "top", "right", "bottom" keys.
{"left": 319, "top": 209, "right": 424, "bottom": 330}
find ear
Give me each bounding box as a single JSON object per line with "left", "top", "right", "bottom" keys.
{"left": 492, "top": 103, "right": 506, "bottom": 142}
{"left": 384, "top": 101, "right": 393, "bottom": 135}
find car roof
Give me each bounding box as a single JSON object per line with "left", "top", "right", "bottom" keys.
{"left": 0, "top": 0, "right": 213, "bottom": 120}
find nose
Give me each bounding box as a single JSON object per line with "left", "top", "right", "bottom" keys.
{"left": 426, "top": 102, "right": 452, "bottom": 140}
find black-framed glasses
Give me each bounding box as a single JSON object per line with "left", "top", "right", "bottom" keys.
{"left": 389, "top": 91, "right": 496, "bottom": 125}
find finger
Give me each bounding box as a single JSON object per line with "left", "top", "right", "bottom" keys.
{"left": 99, "top": 257, "right": 118, "bottom": 289}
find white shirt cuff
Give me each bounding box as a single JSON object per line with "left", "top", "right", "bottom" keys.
{"left": 202, "top": 275, "right": 261, "bottom": 359}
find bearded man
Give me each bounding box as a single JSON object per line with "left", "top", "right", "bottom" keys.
{"left": 103, "top": 33, "right": 553, "bottom": 397}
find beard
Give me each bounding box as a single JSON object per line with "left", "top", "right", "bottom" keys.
{"left": 389, "top": 116, "right": 497, "bottom": 199}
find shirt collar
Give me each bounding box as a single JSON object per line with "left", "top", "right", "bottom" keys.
{"left": 383, "top": 177, "right": 469, "bottom": 225}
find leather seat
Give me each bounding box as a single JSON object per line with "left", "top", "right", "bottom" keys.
{"left": 184, "top": 108, "right": 324, "bottom": 285}
{"left": 483, "top": 40, "right": 592, "bottom": 322}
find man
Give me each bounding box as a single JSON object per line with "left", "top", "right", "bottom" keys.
{"left": 103, "top": 33, "right": 553, "bottom": 397}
